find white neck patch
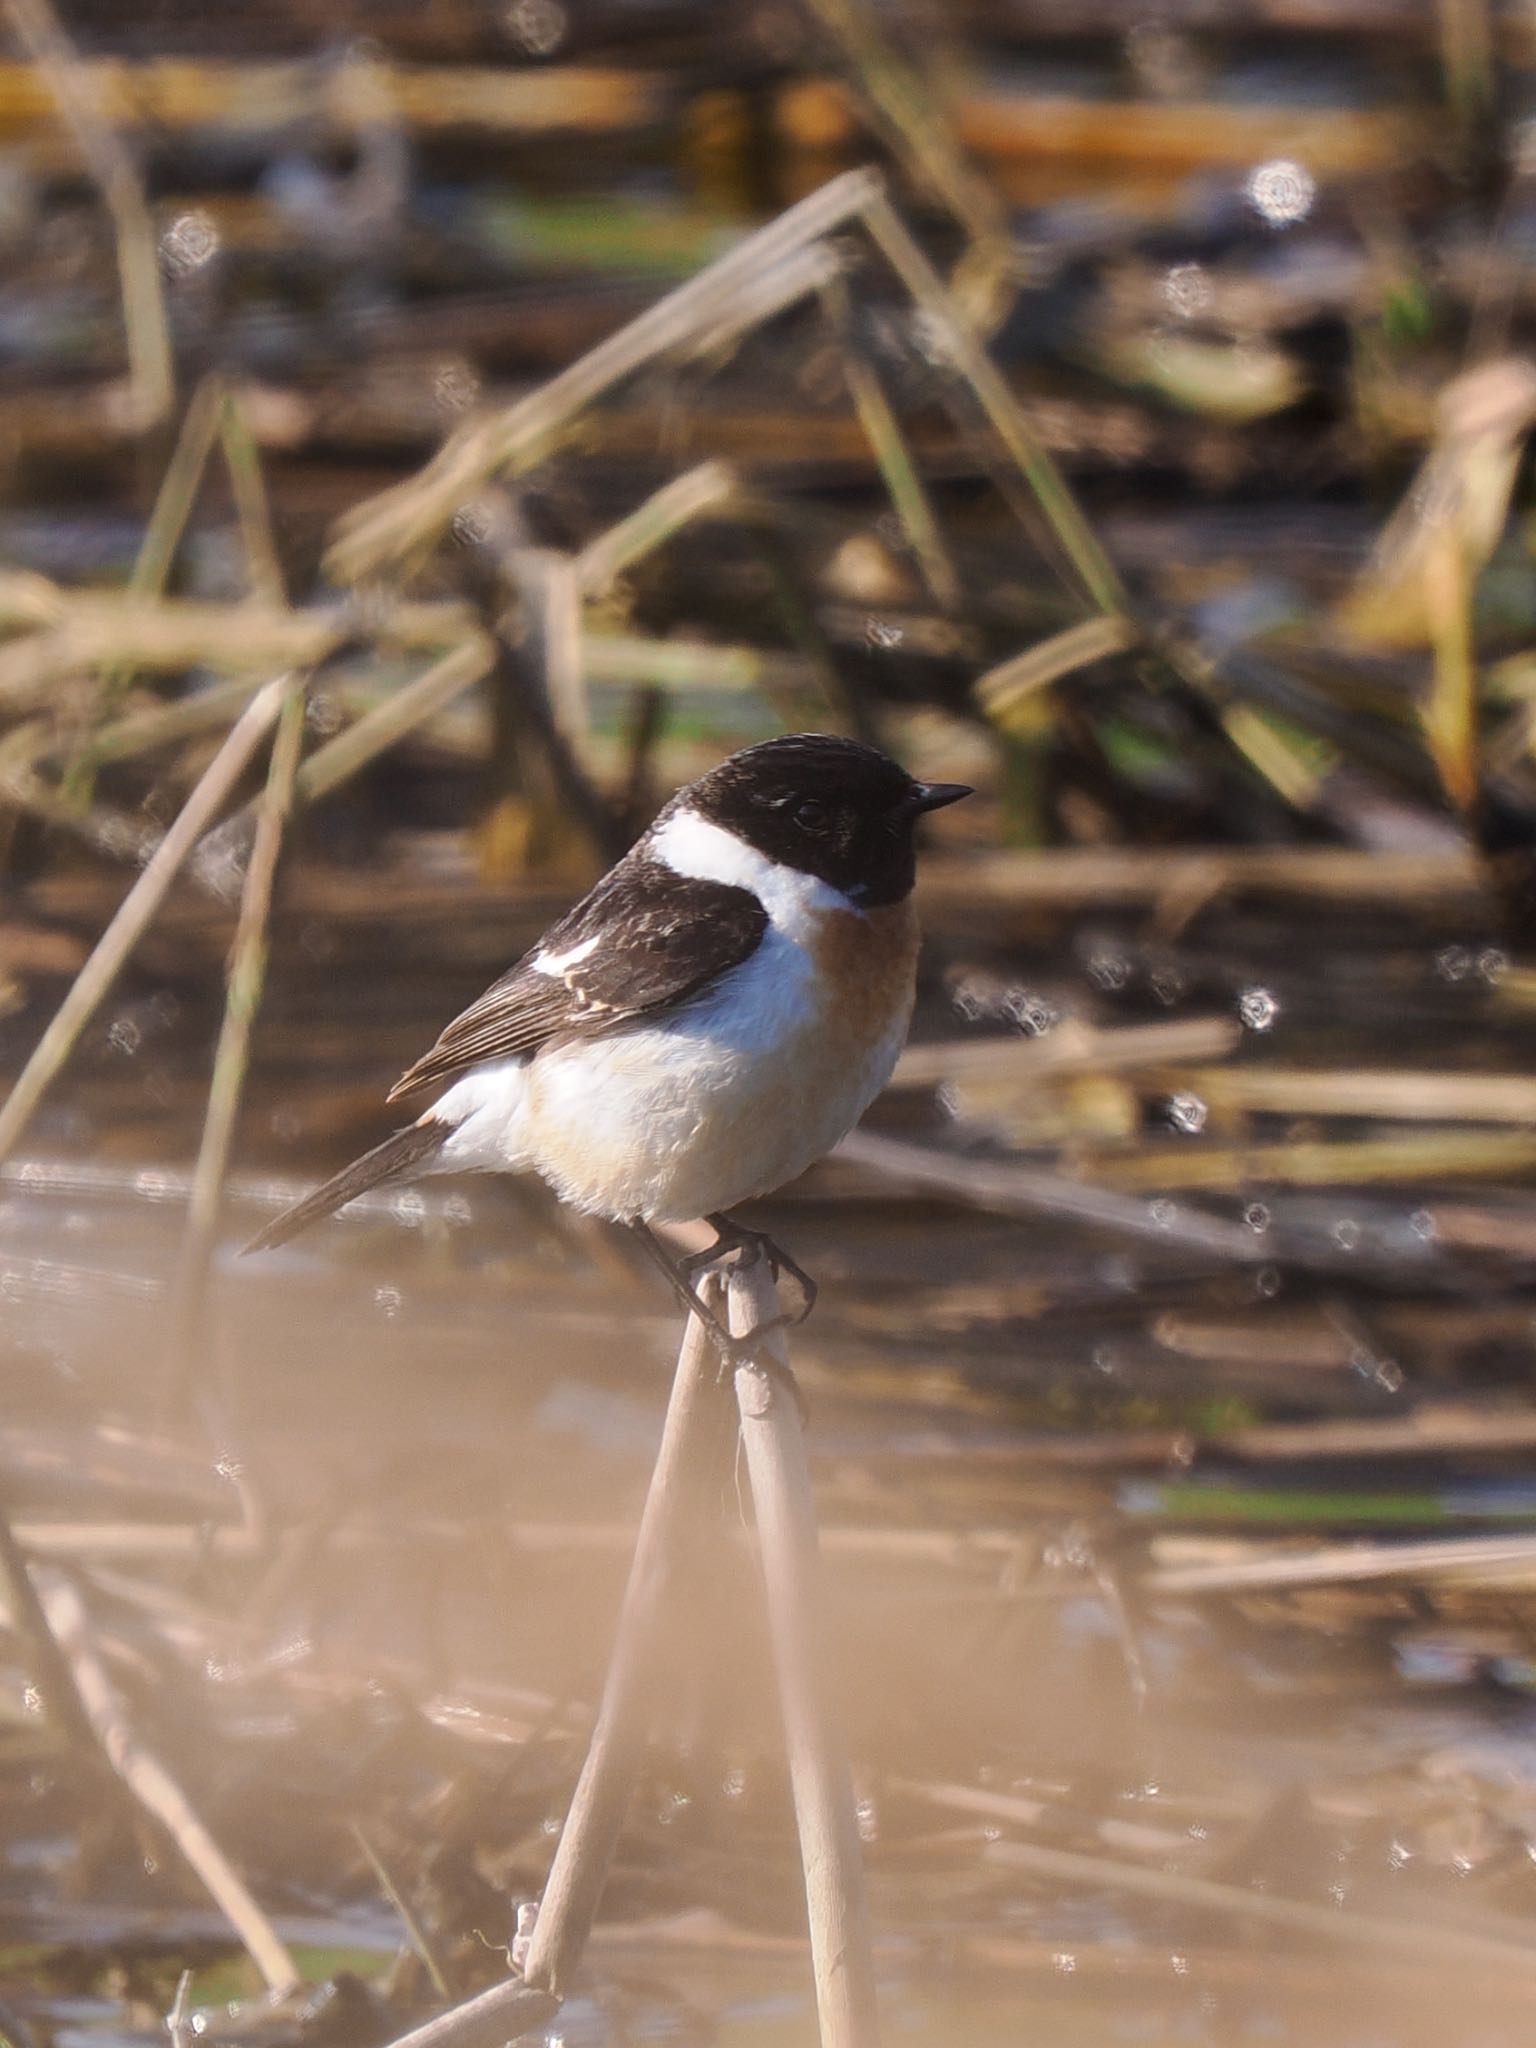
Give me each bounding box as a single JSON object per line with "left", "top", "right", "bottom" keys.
{"left": 649, "top": 808, "right": 853, "bottom": 940}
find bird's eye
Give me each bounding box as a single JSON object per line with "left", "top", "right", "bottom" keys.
{"left": 793, "top": 798, "right": 829, "bottom": 832}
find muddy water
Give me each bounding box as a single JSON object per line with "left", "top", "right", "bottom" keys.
{"left": 5, "top": 881, "right": 1536, "bottom": 2047}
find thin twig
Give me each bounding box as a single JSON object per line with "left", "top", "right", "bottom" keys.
{"left": 31, "top": 1569, "right": 300, "bottom": 1995}
{"left": 521, "top": 550, "right": 587, "bottom": 747}
{"left": 821, "top": 277, "right": 961, "bottom": 610}
{"left": 1147, "top": 1529, "right": 1536, "bottom": 1595}
{"left": 520, "top": 1299, "right": 729, "bottom": 1997}
{"left": 73, "top": 373, "right": 225, "bottom": 780}
{"left": 860, "top": 187, "right": 1125, "bottom": 615}
{"left": 573, "top": 461, "right": 737, "bottom": 597}
{"left": 973, "top": 614, "right": 1140, "bottom": 730}
{"left": 5, "top": 0, "right": 173, "bottom": 430}
{"left": 979, "top": 1829, "right": 1536, "bottom": 1978}
{"left": 726, "top": 1260, "right": 882, "bottom": 2048}
{"left": 351, "top": 1822, "right": 453, "bottom": 2001}
{"left": 168, "top": 671, "right": 309, "bottom": 1399}
{"left": 218, "top": 385, "right": 287, "bottom": 607}
{"left": 0, "top": 675, "right": 288, "bottom": 1168}
{"left": 166, "top": 1969, "right": 194, "bottom": 2048}
{"left": 367, "top": 1979, "right": 560, "bottom": 2048}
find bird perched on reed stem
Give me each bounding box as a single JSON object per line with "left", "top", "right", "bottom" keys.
{"left": 247, "top": 733, "right": 970, "bottom": 1355}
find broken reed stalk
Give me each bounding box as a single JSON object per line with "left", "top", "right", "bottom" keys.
{"left": 800, "top": 0, "right": 1014, "bottom": 330}
{"left": 325, "top": 168, "right": 884, "bottom": 580}
{"left": 30, "top": 1569, "right": 300, "bottom": 1995}
{"left": 168, "top": 671, "right": 309, "bottom": 1396}
{"left": 519, "top": 1297, "right": 726, "bottom": 1999}
{"left": 0, "top": 674, "right": 288, "bottom": 1168}
{"left": 4, "top": 0, "right": 172, "bottom": 431}
{"left": 858, "top": 187, "right": 1124, "bottom": 617}
{"left": 726, "top": 1260, "right": 882, "bottom": 2048}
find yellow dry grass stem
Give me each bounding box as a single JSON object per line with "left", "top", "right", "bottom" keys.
{"left": 0, "top": 58, "right": 663, "bottom": 149}
{"left": 1086, "top": 1129, "right": 1536, "bottom": 1192}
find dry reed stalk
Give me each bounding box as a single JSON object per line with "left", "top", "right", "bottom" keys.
{"left": 584, "top": 634, "right": 812, "bottom": 694}
{"left": 519, "top": 1299, "right": 728, "bottom": 1997}
{"left": 726, "top": 1259, "right": 882, "bottom": 2048}
{"left": 30, "top": 1569, "right": 300, "bottom": 1994}
{"left": 973, "top": 614, "right": 1141, "bottom": 728}
{"left": 199, "top": 639, "right": 495, "bottom": 867}
{"left": 166, "top": 1970, "right": 193, "bottom": 2048}
{"left": 1147, "top": 1530, "right": 1536, "bottom": 1594}
{"left": 74, "top": 374, "right": 225, "bottom": 778}
{"left": 0, "top": 587, "right": 475, "bottom": 708}
{"left": 217, "top": 385, "right": 286, "bottom": 608}
{"left": 685, "top": 242, "right": 844, "bottom": 363}
{"left": 821, "top": 276, "right": 961, "bottom": 609}
{"left": 0, "top": 58, "right": 665, "bottom": 150}
{"left": 892, "top": 1016, "right": 1240, "bottom": 1090}
{"left": 68, "top": 676, "right": 264, "bottom": 773}
{"left": 917, "top": 842, "right": 1483, "bottom": 909}
{"left": 1169, "top": 1064, "right": 1536, "bottom": 1124}
{"left": 800, "top": 0, "right": 1014, "bottom": 329}
{"left": 325, "top": 169, "right": 884, "bottom": 581}
{"left": 779, "top": 76, "right": 1412, "bottom": 180}
{"left": 859, "top": 187, "right": 1125, "bottom": 614}
{"left": 4, "top": 0, "right": 172, "bottom": 430}
{"left": 942, "top": 1797, "right": 1536, "bottom": 1978}
{"left": 294, "top": 639, "right": 494, "bottom": 809}
{"left": 0, "top": 675, "right": 288, "bottom": 1167}
{"left": 368, "top": 1977, "right": 560, "bottom": 2048}
{"left": 168, "top": 671, "right": 309, "bottom": 1394}
{"left": 836, "top": 1128, "right": 1263, "bottom": 1261}
{"left": 573, "top": 460, "right": 738, "bottom": 596}
{"left": 518, "top": 551, "right": 587, "bottom": 746}
{"left": 1091, "top": 1128, "right": 1536, "bottom": 1192}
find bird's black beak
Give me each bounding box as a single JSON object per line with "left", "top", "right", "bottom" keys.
{"left": 909, "top": 781, "right": 973, "bottom": 814}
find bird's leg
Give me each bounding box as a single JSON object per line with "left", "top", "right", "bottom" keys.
{"left": 628, "top": 1219, "right": 739, "bottom": 1348}
{"left": 683, "top": 1212, "right": 818, "bottom": 1325}
{"left": 630, "top": 1221, "right": 809, "bottom": 1424}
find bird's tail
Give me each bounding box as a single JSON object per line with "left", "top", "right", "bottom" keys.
{"left": 243, "top": 1120, "right": 451, "bottom": 1255}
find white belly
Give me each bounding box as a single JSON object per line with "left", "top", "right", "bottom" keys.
{"left": 427, "top": 925, "right": 911, "bottom": 1222}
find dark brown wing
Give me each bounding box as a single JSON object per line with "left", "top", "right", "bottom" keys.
{"left": 386, "top": 857, "right": 768, "bottom": 1101}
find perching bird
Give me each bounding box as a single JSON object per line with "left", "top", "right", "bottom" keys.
{"left": 246, "top": 733, "right": 970, "bottom": 1341}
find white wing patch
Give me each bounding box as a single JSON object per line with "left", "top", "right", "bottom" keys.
{"left": 532, "top": 931, "right": 602, "bottom": 978}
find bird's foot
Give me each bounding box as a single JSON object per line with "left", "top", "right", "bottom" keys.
{"left": 627, "top": 1217, "right": 810, "bottom": 1424}
{"left": 681, "top": 1213, "right": 818, "bottom": 1325}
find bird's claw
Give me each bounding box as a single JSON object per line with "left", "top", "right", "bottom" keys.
{"left": 681, "top": 1216, "right": 818, "bottom": 1325}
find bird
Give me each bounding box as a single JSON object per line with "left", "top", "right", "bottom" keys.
{"left": 246, "top": 733, "right": 971, "bottom": 1352}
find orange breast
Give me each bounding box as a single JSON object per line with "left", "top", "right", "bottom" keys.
{"left": 810, "top": 897, "right": 921, "bottom": 1049}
